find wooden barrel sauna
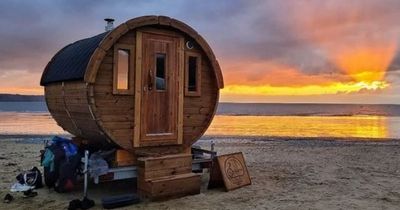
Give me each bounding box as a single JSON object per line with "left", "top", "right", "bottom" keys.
{"left": 40, "top": 16, "right": 224, "bottom": 154}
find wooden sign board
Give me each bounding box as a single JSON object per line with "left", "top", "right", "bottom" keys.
{"left": 208, "top": 152, "right": 251, "bottom": 191}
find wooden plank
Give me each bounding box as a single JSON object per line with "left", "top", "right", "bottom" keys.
{"left": 94, "top": 82, "right": 113, "bottom": 90}
{"left": 138, "top": 140, "right": 180, "bottom": 148}
{"left": 133, "top": 31, "right": 142, "bottom": 148}
{"left": 94, "top": 98, "right": 134, "bottom": 106}
{"left": 183, "top": 114, "right": 209, "bottom": 121}
{"left": 138, "top": 173, "right": 201, "bottom": 200}
{"left": 96, "top": 108, "right": 133, "bottom": 116}
{"left": 63, "top": 90, "right": 87, "bottom": 98}
{"left": 177, "top": 37, "right": 184, "bottom": 145}
{"left": 95, "top": 79, "right": 113, "bottom": 86}
{"left": 64, "top": 104, "right": 91, "bottom": 113}
{"left": 100, "top": 114, "right": 134, "bottom": 122}
{"left": 182, "top": 119, "right": 207, "bottom": 127}
{"left": 73, "top": 119, "right": 100, "bottom": 131}
{"left": 183, "top": 106, "right": 212, "bottom": 114}
{"left": 48, "top": 97, "right": 83, "bottom": 105}
{"left": 134, "top": 146, "right": 183, "bottom": 157}
{"left": 85, "top": 47, "right": 107, "bottom": 83}
{"left": 183, "top": 98, "right": 216, "bottom": 106}
{"left": 116, "top": 32, "right": 136, "bottom": 45}
{"left": 103, "top": 121, "right": 133, "bottom": 129}
{"left": 184, "top": 94, "right": 217, "bottom": 101}
{"left": 94, "top": 97, "right": 133, "bottom": 105}
{"left": 102, "top": 55, "right": 113, "bottom": 64}
{"left": 98, "top": 63, "right": 113, "bottom": 71}
{"left": 95, "top": 104, "right": 133, "bottom": 111}
{"left": 125, "top": 15, "right": 158, "bottom": 29}
{"left": 138, "top": 27, "right": 182, "bottom": 38}
{"left": 138, "top": 165, "right": 191, "bottom": 180}
{"left": 63, "top": 82, "right": 87, "bottom": 90}
{"left": 183, "top": 126, "right": 203, "bottom": 133}
{"left": 158, "top": 16, "right": 171, "bottom": 26}
{"left": 137, "top": 154, "right": 191, "bottom": 169}
{"left": 110, "top": 129, "right": 133, "bottom": 138}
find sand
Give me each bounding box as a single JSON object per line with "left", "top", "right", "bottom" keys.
{"left": 1, "top": 136, "right": 400, "bottom": 210}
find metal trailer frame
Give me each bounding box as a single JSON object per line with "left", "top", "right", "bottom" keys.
{"left": 82, "top": 142, "right": 216, "bottom": 186}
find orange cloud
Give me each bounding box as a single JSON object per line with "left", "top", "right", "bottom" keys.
{"left": 218, "top": 1, "right": 399, "bottom": 102}
{"left": 0, "top": 87, "right": 43, "bottom": 95}
{"left": 222, "top": 60, "right": 348, "bottom": 87}
{"left": 281, "top": 1, "right": 399, "bottom": 83}
{"left": 333, "top": 46, "right": 397, "bottom": 82}
{"left": 0, "top": 70, "right": 43, "bottom": 95}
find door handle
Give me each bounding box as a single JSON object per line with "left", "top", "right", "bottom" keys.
{"left": 148, "top": 69, "right": 153, "bottom": 91}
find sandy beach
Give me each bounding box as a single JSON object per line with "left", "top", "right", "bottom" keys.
{"left": 0, "top": 136, "right": 399, "bottom": 210}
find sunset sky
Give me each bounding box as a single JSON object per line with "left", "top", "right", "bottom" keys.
{"left": 0, "top": 0, "right": 400, "bottom": 104}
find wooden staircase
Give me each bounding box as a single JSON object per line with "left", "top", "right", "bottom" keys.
{"left": 137, "top": 154, "right": 201, "bottom": 200}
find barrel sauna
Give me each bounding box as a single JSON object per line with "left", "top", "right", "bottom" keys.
{"left": 40, "top": 16, "right": 224, "bottom": 156}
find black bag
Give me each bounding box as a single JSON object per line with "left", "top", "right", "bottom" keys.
{"left": 44, "top": 166, "right": 58, "bottom": 188}
{"left": 101, "top": 194, "right": 140, "bottom": 209}
{"left": 43, "top": 143, "right": 66, "bottom": 188}
{"left": 55, "top": 154, "right": 81, "bottom": 193}
{"left": 16, "top": 167, "right": 43, "bottom": 189}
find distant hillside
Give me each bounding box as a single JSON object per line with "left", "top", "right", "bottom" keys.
{"left": 0, "top": 94, "right": 44, "bottom": 102}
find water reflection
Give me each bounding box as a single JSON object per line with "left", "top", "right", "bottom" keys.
{"left": 206, "top": 115, "right": 400, "bottom": 139}
{"left": 1, "top": 112, "right": 399, "bottom": 140}
{"left": 0, "top": 112, "right": 66, "bottom": 135}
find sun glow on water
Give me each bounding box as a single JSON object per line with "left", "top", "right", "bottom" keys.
{"left": 222, "top": 80, "right": 389, "bottom": 96}
{"left": 206, "top": 115, "right": 400, "bottom": 139}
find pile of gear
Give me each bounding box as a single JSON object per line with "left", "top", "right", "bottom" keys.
{"left": 4, "top": 136, "right": 85, "bottom": 204}
{"left": 41, "top": 136, "right": 82, "bottom": 192}
{"left": 4, "top": 136, "right": 140, "bottom": 209}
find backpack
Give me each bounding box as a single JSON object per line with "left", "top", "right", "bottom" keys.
{"left": 55, "top": 154, "right": 82, "bottom": 193}
{"left": 16, "top": 167, "right": 43, "bottom": 189}
{"left": 42, "top": 143, "right": 65, "bottom": 188}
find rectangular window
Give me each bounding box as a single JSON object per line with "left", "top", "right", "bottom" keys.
{"left": 117, "top": 49, "right": 129, "bottom": 90}
{"left": 185, "top": 52, "right": 201, "bottom": 96}
{"left": 113, "top": 44, "right": 134, "bottom": 94}
{"left": 155, "top": 53, "right": 166, "bottom": 91}
{"left": 188, "top": 56, "right": 197, "bottom": 91}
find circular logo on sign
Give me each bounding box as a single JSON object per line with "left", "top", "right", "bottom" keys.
{"left": 224, "top": 157, "right": 245, "bottom": 185}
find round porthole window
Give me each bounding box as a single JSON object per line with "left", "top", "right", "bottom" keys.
{"left": 186, "top": 41, "right": 194, "bottom": 49}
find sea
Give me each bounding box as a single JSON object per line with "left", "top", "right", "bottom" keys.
{"left": 1, "top": 101, "right": 400, "bottom": 140}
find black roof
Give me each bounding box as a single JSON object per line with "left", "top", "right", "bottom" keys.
{"left": 40, "top": 32, "right": 108, "bottom": 85}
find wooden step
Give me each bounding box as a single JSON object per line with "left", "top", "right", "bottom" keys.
{"left": 137, "top": 154, "right": 192, "bottom": 179}
{"left": 138, "top": 173, "right": 201, "bottom": 201}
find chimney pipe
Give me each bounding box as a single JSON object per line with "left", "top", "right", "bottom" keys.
{"left": 104, "top": 18, "right": 115, "bottom": 32}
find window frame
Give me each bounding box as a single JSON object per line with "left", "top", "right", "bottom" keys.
{"left": 185, "top": 51, "right": 202, "bottom": 96}
{"left": 113, "top": 44, "right": 135, "bottom": 95}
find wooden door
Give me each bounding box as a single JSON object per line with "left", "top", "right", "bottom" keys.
{"left": 134, "top": 30, "right": 184, "bottom": 147}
